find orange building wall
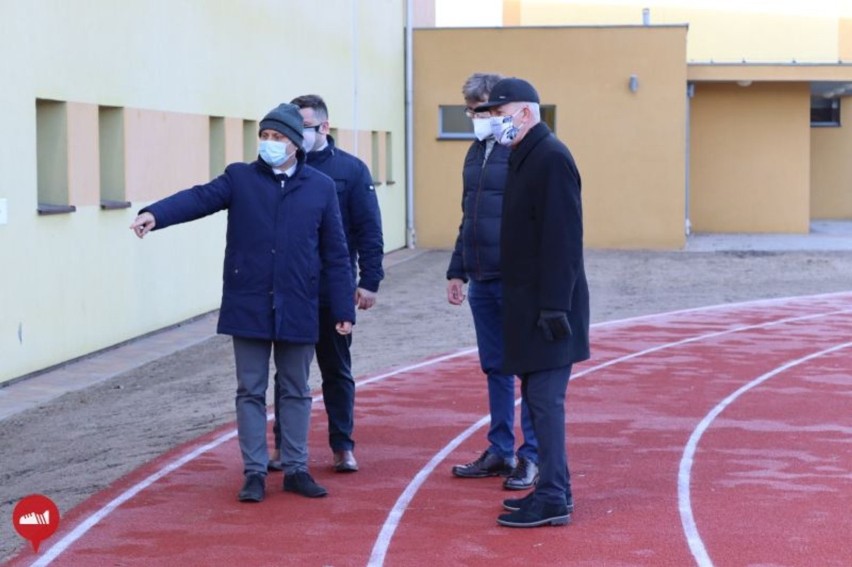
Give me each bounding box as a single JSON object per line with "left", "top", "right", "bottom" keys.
{"left": 413, "top": 25, "right": 688, "bottom": 250}
{"left": 689, "top": 82, "right": 811, "bottom": 233}
{"left": 811, "top": 96, "right": 852, "bottom": 218}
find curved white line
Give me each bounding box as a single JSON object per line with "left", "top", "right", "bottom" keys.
{"left": 677, "top": 341, "right": 852, "bottom": 567}
{"left": 367, "top": 414, "right": 491, "bottom": 567}
{"left": 30, "top": 348, "right": 477, "bottom": 567}
{"left": 367, "top": 307, "right": 852, "bottom": 566}
{"left": 29, "top": 297, "right": 852, "bottom": 566}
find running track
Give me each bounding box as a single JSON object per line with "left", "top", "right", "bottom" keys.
{"left": 8, "top": 293, "right": 852, "bottom": 566}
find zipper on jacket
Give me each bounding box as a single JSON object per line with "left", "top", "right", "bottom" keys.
{"left": 472, "top": 141, "right": 494, "bottom": 280}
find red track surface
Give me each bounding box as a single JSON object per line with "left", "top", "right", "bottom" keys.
{"left": 8, "top": 293, "right": 852, "bottom": 567}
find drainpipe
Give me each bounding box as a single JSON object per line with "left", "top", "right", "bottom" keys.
{"left": 352, "top": 0, "right": 360, "bottom": 157}
{"left": 404, "top": 0, "right": 416, "bottom": 248}
{"left": 685, "top": 82, "right": 695, "bottom": 237}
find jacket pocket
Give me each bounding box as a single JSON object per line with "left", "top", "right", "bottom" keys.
{"left": 223, "top": 251, "right": 244, "bottom": 288}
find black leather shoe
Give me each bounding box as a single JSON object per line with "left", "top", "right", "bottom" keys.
{"left": 283, "top": 471, "right": 328, "bottom": 498}
{"left": 503, "top": 457, "right": 539, "bottom": 490}
{"left": 333, "top": 450, "right": 359, "bottom": 473}
{"left": 452, "top": 450, "right": 515, "bottom": 478}
{"left": 237, "top": 473, "right": 265, "bottom": 503}
{"left": 497, "top": 497, "right": 570, "bottom": 528}
{"left": 503, "top": 491, "right": 574, "bottom": 513}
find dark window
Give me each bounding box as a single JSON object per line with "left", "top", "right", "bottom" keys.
{"left": 811, "top": 96, "right": 840, "bottom": 127}
{"left": 438, "top": 105, "right": 557, "bottom": 140}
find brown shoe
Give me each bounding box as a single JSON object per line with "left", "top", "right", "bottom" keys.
{"left": 333, "top": 450, "right": 359, "bottom": 473}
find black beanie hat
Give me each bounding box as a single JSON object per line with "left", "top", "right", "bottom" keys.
{"left": 259, "top": 103, "right": 304, "bottom": 147}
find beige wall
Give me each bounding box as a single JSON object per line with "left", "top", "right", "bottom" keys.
{"left": 841, "top": 18, "right": 852, "bottom": 61}
{"left": 508, "top": 1, "right": 845, "bottom": 63}
{"left": 811, "top": 96, "right": 852, "bottom": 218}
{"left": 0, "top": 0, "right": 405, "bottom": 384}
{"left": 413, "top": 25, "right": 688, "bottom": 250}
{"left": 689, "top": 82, "right": 811, "bottom": 233}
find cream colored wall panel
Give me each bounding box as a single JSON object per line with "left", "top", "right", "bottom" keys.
{"left": 514, "top": 1, "right": 841, "bottom": 63}
{"left": 336, "top": 130, "right": 357, "bottom": 155}
{"left": 840, "top": 18, "right": 852, "bottom": 61}
{"left": 224, "top": 117, "right": 244, "bottom": 165}
{"left": 67, "top": 102, "right": 100, "bottom": 207}
{"left": 124, "top": 109, "right": 209, "bottom": 202}
{"left": 690, "top": 82, "right": 811, "bottom": 233}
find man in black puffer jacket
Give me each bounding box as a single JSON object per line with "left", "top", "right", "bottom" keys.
{"left": 447, "top": 73, "right": 540, "bottom": 492}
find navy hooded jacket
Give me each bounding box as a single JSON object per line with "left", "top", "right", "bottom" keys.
{"left": 447, "top": 140, "right": 510, "bottom": 282}
{"left": 306, "top": 136, "right": 384, "bottom": 303}
{"left": 141, "top": 154, "right": 355, "bottom": 344}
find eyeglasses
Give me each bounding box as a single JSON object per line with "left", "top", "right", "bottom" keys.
{"left": 464, "top": 107, "right": 490, "bottom": 119}
{"left": 303, "top": 124, "right": 323, "bottom": 132}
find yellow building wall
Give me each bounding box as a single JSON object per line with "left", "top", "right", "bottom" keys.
{"left": 0, "top": 0, "right": 405, "bottom": 384}
{"left": 413, "top": 25, "right": 688, "bottom": 250}
{"left": 508, "top": 1, "right": 843, "bottom": 63}
{"left": 689, "top": 82, "right": 811, "bottom": 233}
{"left": 811, "top": 96, "right": 852, "bottom": 218}
{"left": 841, "top": 18, "right": 852, "bottom": 61}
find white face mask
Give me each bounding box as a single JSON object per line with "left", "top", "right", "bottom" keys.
{"left": 301, "top": 129, "right": 317, "bottom": 152}
{"left": 490, "top": 108, "right": 524, "bottom": 146}
{"left": 258, "top": 140, "right": 295, "bottom": 167}
{"left": 472, "top": 118, "right": 492, "bottom": 141}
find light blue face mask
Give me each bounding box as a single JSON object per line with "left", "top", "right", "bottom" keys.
{"left": 490, "top": 108, "right": 523, "bottom": 146}
{"left": 258, "top": 140, "right": 294, "bottom": 167}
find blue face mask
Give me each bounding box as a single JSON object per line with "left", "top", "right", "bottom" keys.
{"left": 258, "top": 140, "right": 295, "bottom": 167}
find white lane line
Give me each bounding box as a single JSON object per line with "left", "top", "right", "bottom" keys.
{"left": 367, "top": 414, "right": 492, "bottom": 567}
{"left": 29, "top": 297, "right": 852, "bottom": 567}
{"left": 366, "top": 307, "right": 852, "bottom": 567}
{"left": 677, "top": 341, "right": 852, "bottom": 567}
{"left": 30, "top": 348, "right": 477, "bottom": 567}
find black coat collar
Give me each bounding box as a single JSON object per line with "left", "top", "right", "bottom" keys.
{"left": 509, "top": 122, "right": 551, "bottom": 170}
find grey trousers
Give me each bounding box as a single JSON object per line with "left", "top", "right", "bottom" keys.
{"left": 232, "top": 337, "right": 314, "bottom": 476}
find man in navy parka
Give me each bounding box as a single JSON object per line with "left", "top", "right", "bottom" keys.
{"left": 130, "top": 103, "right": 355, "bottom": 503}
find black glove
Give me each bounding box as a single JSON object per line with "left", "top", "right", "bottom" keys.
{"left": 537, "top": 310, "right": 572, "bottom": 341}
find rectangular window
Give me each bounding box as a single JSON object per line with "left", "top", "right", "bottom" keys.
{"left": 811, "top": 96, "right": 840, "bottom": 127}
{"left": 98, "top": 106, "right": 129, "bottom": 209}
{"left": 36, "top": 99, "right": 75, "bottom": 214}
{"left": 438, "top": 104, "right": 557, "bottom": 140}
{"left": 210, "top": 116, "right": 226, "bottom": 177}
{"left": 438, "top": 105, "right": 472, "bottom": 140}
{"left": 371, "top": 130, "right": 382, "bottom": 186}
{"left": 243, "top": 119, "right": 257, "bottom": 162}
{"left": 385, "top": 131, "right": 395, "bottom": 185}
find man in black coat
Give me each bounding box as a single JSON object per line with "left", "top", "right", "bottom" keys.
{"left": 474, "top": 77, "right": 590, "bottom": 528}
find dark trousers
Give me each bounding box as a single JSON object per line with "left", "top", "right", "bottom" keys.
{"left": 468, "top": 279, "right": 537, "bottom": 461}
{"left": 274, "top": 305, "right": 355, "bottom": 452}
{"left": 521, "top": 364, "right": 573, "bottom": 506}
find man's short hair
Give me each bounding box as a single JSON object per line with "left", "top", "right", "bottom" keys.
{"left": 462, "top": 73, "right": 505, "bottom": 104}
{"left": 290, "top": 94, "right": 329, "bottom": 121}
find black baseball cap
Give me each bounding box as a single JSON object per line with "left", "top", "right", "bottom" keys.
{"left": 474, "top": 77, "right": 540, "bottom": 112}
